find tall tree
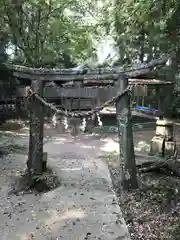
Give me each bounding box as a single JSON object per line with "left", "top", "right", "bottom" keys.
{"left": 110, "top": 0, "right": 180, "bottom": 79}
{"left": 0, "top": 0, "right": 98, "bottom": 67}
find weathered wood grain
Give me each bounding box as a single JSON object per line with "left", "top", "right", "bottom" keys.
{"left": 43, "top": 86, "right": 99, "bottom": 98}
{"left": 28, "top": 80, "right": 45, "bottom": 175}
{"left": 12, "top": 72, "right": 119, "bottom": 81}
{"left": 116, "top": 74, "right": 138, "bottom": 190}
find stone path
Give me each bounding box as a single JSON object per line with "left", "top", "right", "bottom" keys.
{"left": 0, "top": 128, "right": 130, "bottom": 240}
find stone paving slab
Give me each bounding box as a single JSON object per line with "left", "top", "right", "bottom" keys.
{"left": 42, "top": 136, "right": 130, "bottom": 240}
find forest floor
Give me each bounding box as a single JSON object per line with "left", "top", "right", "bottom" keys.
{"left": 107, "top": 157, "right": 180, "bottom": 240}
{"left": 101, "top": 124, "right": 180, "bottom": 240}
{"left": 1, "top": 120, "right": 180, "bottom": 239}
{"left": 0, "top": 120, "right": 130, "bottom": 240}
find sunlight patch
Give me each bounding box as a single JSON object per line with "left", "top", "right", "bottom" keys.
{"left": 100, "top": 140, "right": 119, "bottom": 153}
{"left": 44, "top": 208, "right": 86, "bottom": 225}
{"left": 134, "top": 141, "right": 150, "bottom": 152}
{"left": 81, "top": 145, "right": 95, "bottom": 149}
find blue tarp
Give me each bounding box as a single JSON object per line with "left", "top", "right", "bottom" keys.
{"left": 136, "top": 106, "right": 159, "bottom": 113}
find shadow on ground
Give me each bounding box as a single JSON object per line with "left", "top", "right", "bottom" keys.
{"left": 0, "top": 121, "right": 132, "bottom": 240}
{"left": 2, "top": 119, "right": 180, "bottom": 239}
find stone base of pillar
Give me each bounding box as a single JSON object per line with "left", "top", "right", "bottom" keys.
{"left": 149, "top": 119, "right": 176, "bottom": 158}
{"left": 150, "top": 136, "right": 164, "bottom": 157}
{"left": 150, "top": 136, "right": 176, "bottom": 158}
{"left": 164, "top": 141, "right": 176, "bottom": 158}
{"left": 156, "top": 119, "right": 173, "bottom": 140}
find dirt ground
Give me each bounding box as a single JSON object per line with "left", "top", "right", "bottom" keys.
{"left": 0, "top": 120, "right": 131, "bottom": 240}
{"left": 107, "top": 124, "right": 180, "bottom": 240}
{"left": 1, "top": 120, "right": 180, "bottom": 240}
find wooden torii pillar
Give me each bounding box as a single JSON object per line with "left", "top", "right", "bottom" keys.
{"left": 27, "top": 79, "right": 45, "bottom": 175}
{"left": 116, "top": 74, "right": 137, "bottom": 190}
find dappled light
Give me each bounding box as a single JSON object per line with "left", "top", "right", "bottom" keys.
{"left": 81, "top": 145, "right": 95, "bottom": 149}
{"left": 44, "top": 208, "right": 86, "bottom": 226}
{"left": 60, "top": 167, "right": 83, "bottom": 172}
{"left": 134, "top": 140, "right": 150, "bottom": 153}
{"left": 100, "top": 138, "right": 119, "bottom": 153}
{"left": 0, "top": 0, "right": 179, "bottom": 238}
{"left": 0, "top": 122, "right": 131, "bottom": 239}
{"left": 1, "top": 114, "right": 180, "bottom": 239}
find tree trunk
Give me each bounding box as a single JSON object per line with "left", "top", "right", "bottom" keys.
{"left": 139, "top": 30, "right": 145, "bottom": 63}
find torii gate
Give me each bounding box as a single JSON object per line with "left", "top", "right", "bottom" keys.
{"left": 5, "top": 56, "right": 168, "bottom": 189}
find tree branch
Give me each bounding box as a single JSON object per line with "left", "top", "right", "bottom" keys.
{"left": 34, "top": 7, "right": 42, "bottom": 62}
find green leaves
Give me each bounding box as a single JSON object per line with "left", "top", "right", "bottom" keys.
{"left": 0, "top": 0, "right": 99, "bottom": 67}
{"left": 1, "top": 0, "right": 180, "bottom": 72}
{"left": 107, "top": 0, "right": 180, "bottom": 77}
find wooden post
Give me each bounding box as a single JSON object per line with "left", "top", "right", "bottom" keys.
{"left": 28, "top": 79, "right": 45, "bottom": 176}
{"left": 70, "top": 80, "right": 83, "bottom": 136}
{"left": 115, "top": 74, "right": 138, "bottom": 190}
